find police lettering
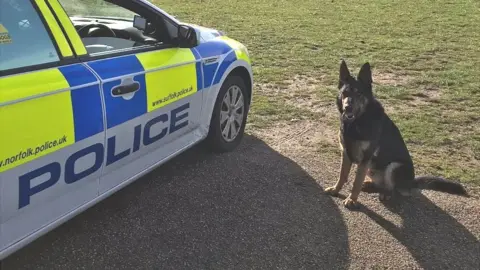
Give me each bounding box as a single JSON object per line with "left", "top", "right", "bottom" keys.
{"left": 18, "top": 103, "right": 190, "bottom": 209}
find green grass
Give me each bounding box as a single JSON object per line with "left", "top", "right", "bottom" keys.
{"left": 154, "top": 0, "right": 480, "bottom": 185}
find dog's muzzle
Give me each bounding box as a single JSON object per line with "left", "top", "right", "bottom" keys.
{"left": 343, "top": 106, "right": 355, "bottom": 121}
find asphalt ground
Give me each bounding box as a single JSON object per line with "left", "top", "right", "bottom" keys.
{"left": 2, "top": 135, "right": 479, "bottom": 269}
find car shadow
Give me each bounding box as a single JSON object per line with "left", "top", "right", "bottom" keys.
{"left": 2, "top": 135, "right": 350, "bottom": 269}
{"left": 358, "top": 191, "right": 479, "bottom": 269}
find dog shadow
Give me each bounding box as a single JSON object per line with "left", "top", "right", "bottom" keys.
{"left": 2, "top": 135, "right": 351, "bottom": 269}
{"left": 359, "top": 192, "right": 479, "bottom": 269}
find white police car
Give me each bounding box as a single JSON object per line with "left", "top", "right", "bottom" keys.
{"left": 0, "top": 0, "right": 252, "bottom": 259}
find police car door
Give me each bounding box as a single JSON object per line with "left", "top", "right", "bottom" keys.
{"left": 0, "top": 0, "right": 104, "bottom": 251}
{"left": 54, "top": 0, "right": 203, "bottom": 193}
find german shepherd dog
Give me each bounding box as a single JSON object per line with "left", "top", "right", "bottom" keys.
{"left": 324, "top": 60, "right": 468, "bottom": 209}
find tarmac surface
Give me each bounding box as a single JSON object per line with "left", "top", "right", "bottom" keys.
{"left": 2, "top": 135, "right": 479, "bottom": 269}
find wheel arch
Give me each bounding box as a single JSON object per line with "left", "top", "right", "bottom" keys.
{"left": 203, "top": 61, "right": 252, "bottom": 152}
{"left": 216, "top": 59, "right": 253, "bottom": 107}
{"left": 199, "top": 58, "right": 253, "bottom": 139}
{"left": 227, "top": 65, "right": 253, "bottom": 106}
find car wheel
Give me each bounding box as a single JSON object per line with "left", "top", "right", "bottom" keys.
{"left": 206, "top": 75, "right": 250, "bottom": 153}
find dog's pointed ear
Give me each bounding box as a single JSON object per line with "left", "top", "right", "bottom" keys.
{"left": 358, "top": 62, "right": 372, "bottom": 86}
{"left": 339, "top": 59, "right": 350, "bottom": 88}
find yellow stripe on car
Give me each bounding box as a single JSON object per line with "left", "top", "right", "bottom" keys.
{"left": 0, "top": 69, "right": 69, "bottom": 104}
{"left": 0, "top": 70, "right": 75, "bottom": 172}
{"left": 34, "top": 0, "right": 73, "bottom": 58}
{"left": 219, "top": 36, "right": 251, "bottom": 65}
{"left": 47, "top": 0, "right": 88, "bottom": 56}
{"left": 136, "top": 48, "right": 198, "bottom": 112}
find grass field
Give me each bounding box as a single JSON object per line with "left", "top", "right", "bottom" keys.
{"left": 154, "top": 0, "right": 480, "bottom": 185}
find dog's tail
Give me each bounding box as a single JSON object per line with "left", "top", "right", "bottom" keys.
{"left": 413, "top": 176, "right": 468, "bottom": 196}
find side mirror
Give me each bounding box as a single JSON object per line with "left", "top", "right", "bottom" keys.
{"left": 177, "top": 24, "right": 198, "bottom": 48}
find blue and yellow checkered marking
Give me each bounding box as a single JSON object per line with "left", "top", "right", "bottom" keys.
{"left": 0, "top": 64, "right": 104, "bottom": 172}
{"left": 194, "top": 36, "right": 250, "bottom": 88}
{"left": 135, "top": 48, "right": 199, "bottom": 113}
{"left": 213, "top": 51, "right": 237, "bottom": 85}
{"left": 58, "top": 64, "right": 104, "bottom": 142}
{"left": 85, "top": 48, "right": 201, "bottom": 129}
{"left": 194, "top": 39, "right": 233, "bottom": 89}
{"left": 190, "top": 48, "right": 204, "bottom": 91}
{"left": 87, "top": 55, "right": 147, "bottom": 129}
{"left": 0, "top": 37, "right": 248, "bottom": 172}
{"left": 194, "top": 39, "right": 232, "bottom": 58}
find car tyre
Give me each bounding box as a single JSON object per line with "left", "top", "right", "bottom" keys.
{"left": 206, "top": 75, "right": 250, "bottom": 153}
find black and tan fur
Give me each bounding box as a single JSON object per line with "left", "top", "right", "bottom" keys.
{"left": 324, "top": 60, "right": 468, "bottom": 209}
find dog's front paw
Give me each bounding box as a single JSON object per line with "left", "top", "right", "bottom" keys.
{"left": 324, "top": 186, "right": 340, "bottom": 197}
{"left": 343, "top": 196, "right": 360, "bottom": 209}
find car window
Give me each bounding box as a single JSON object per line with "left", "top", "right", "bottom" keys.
{"left": 58, "top": 0, "right": 165, "bottom": 57}
{"left": 61, "top": 0, "right": 136, "bottom": 19}
{"left": 0, "top": 0, "right": 61, "bottom": 72}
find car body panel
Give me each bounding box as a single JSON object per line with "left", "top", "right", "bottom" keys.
{"left": 0, "top": 0, "right": 252, "bottom": 260}
{"left": 0, "top": 63, "right": 104, "bottom": 250}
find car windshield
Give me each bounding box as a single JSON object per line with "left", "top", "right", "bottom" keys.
{"left": 60, "top": 0, "right": 136, "bottom": 20}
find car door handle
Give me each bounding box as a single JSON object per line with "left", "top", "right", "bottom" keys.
{"left": 111, "top": 82, "right": 140, "bottom": 96}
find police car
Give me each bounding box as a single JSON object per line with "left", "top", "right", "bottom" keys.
{"left": 0, "top": 0, "right": 252, "bottom": 259}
